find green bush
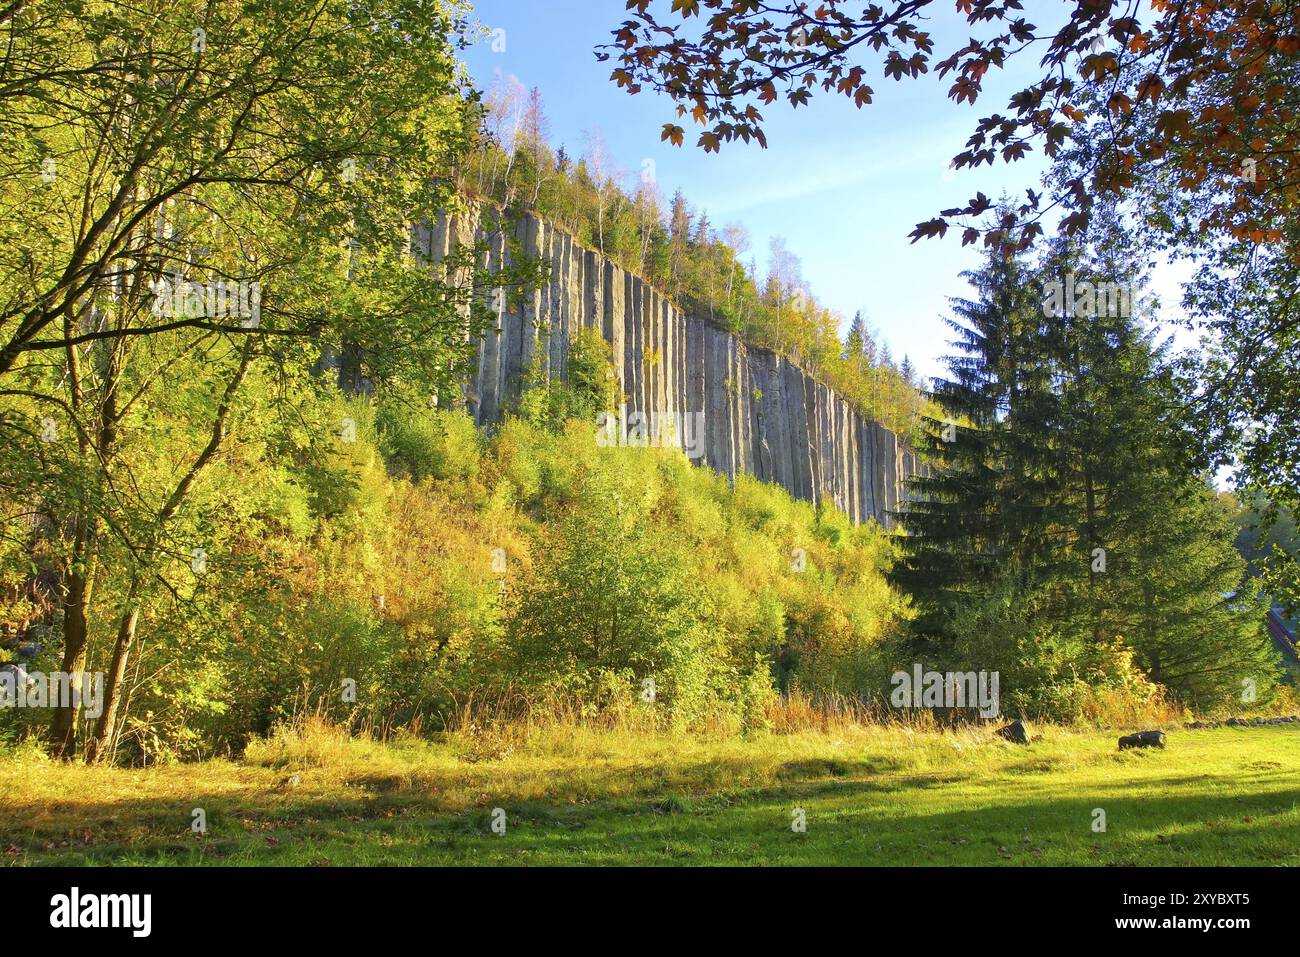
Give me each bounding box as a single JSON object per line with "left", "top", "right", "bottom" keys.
{"left": 376, "top": 404, "right": 481, "bottom": 485}
{"left": 504, "top": 465, "right": 718, "bottom": 724}
{"left": 516, "top": 327, "right": 619, "bottom": 432}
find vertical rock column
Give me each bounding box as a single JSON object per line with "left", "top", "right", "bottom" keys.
{"left": 604, "top": 261, "right": 626, "bottom": 411}
{"left": 477, "top": 221, "right": 506, "bottom": 426}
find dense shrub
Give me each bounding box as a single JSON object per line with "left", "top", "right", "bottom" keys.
{"left": 376, "top": 403, "right": 482, "bottom": 486}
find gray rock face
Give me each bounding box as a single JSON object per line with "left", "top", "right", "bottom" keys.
{"left": 425, "top": 206, "right": 926, "bottom": 527}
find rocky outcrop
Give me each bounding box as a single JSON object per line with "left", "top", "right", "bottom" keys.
{"left": 419, "top": 205, "right": 925, "bottom": 527}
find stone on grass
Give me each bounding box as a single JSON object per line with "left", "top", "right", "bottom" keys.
{"left": 996, "top": 719, "right": 1031, "bottom": 744}
{"left": 1118, "top": 730, "right": 1166, "bottom": 751}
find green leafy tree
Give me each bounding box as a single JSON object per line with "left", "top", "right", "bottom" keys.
{"left": 0, "top": 0, "right": 530, "bottom": 759}
{"left": 505, "top": 468, "right": 713, "bottom": 719}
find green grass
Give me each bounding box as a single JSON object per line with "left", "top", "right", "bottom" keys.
{"left": 2, "top": 721, "right": 1297, "bottom": 866}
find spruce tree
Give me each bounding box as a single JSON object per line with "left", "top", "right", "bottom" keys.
{"left": 844, "top": 311, "right": 866, "bottom": 365}
{"left": 897, "top": 209, "right": 1276, "bottom": 708}
{"left": 1039, "top": 216, "right": 1274, "bottom": 706}
{"left": 899, "top": 355, "right": 916, "bottom": 388}
{"left": 892, "top": 236, "right": 1060, "bottom": 644}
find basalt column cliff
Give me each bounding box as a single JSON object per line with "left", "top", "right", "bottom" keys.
{"left": 417, "top": 206, "right": 925, "bottom": 527}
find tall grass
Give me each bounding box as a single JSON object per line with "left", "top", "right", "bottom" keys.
{"left": 240, "top": 681, "right": 1210, "bottom": 774}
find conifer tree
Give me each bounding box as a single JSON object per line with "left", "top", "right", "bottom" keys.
{"left": 896, "top": 211, "right": 1276, "bottom": 707}
{"left": 844, "top": 311, "right": 866, "bottom": 366}
{"left": 1038, "top": 216, "right": 1274, "bottom": 705}
{"left": 892, "top": 236, "right": 1058, "bottom": 641}
{"left": 899, "top": 356, "right": 916, "bottom": 388}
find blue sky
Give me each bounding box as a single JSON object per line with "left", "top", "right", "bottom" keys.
{"left": 459, "top": 0, "right": 1184, "bottom": 384}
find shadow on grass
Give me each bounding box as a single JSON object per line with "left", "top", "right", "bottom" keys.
{"left": 3, "top": 755, "right": 1298, "bottom": 866}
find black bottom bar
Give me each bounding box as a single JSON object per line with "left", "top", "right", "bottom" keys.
{"left": 2, "top": 866, "right": 1283, "bottom": 943}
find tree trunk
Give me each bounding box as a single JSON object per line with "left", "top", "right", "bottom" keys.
{"left": 49, "top": 573, "right": 89, "bottom": 757}
{"left": 87, "top": 600, "right": 139, "bottom": 764}
{"left": 85, "top": 345, "right": 251, "bottom": 763}
{"left": 49, "top": 520, "right": 98, "bottom": 759}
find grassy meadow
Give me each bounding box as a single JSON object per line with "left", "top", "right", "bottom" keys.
{"left": 3, "top": 718, "right": 1297, "bottom": 867}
